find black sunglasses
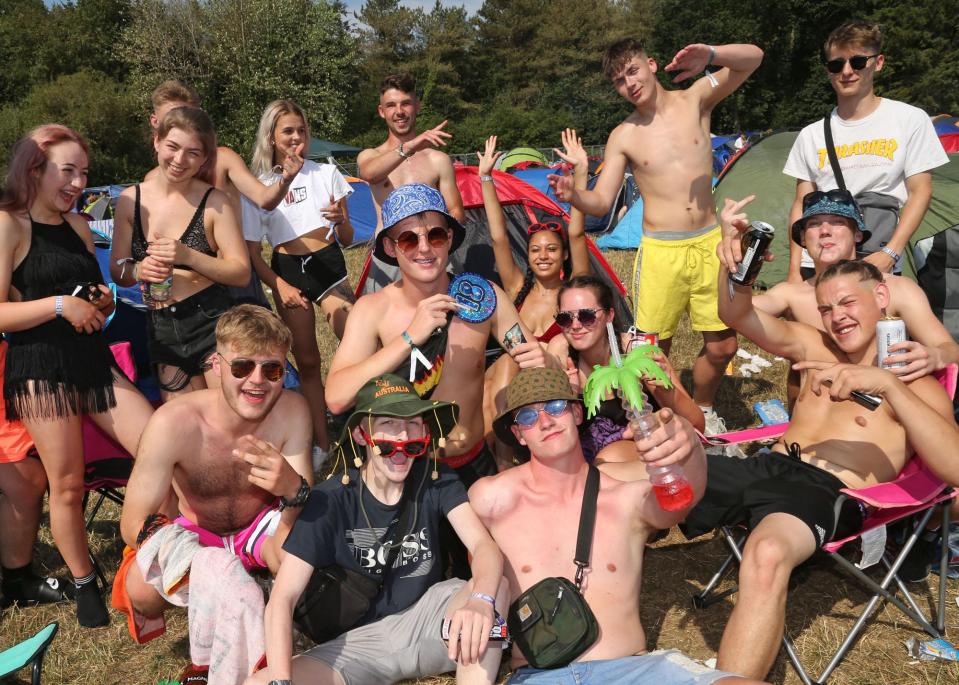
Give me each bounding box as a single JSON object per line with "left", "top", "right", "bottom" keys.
{"left": 802, "top": 189, "right": 858, "bottom": 211}
{"left": 554, "top": 308, "right": 600, "bottom": 329}
{"left": 217, "top": 353, "right": 285, "bottom": 382}
{"left": 825, "top": 54, "right": 879, "bottom": 74}
{"left": 389, "top": 226, "right": 450, "bottom": 253}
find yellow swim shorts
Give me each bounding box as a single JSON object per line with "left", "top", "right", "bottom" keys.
{"left": 632, "top": 224, "right": 727, "bottom": 339}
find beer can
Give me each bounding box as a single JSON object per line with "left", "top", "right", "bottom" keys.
{"left": 877, "top": 317, "right": 907, "bottom": 369}
{"left": 627, "top": 328, "right": 659, "bottom": 351}
{"left": 729, "top": 220, "right": 775, "bottom": 286}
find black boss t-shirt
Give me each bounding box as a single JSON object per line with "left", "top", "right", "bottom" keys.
{"left": 283, "top": 461, "right": 468, "bottom": 625}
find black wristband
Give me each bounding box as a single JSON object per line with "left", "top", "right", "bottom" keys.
{"left": 278, "top": 475, "right": 310, "bottom": 511}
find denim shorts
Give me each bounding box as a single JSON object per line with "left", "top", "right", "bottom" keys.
{"left": 508, "top": 650, "right": 737, "bottom": 684}
{"left": 147, "top": 284, "right": 232, "bottom": 391}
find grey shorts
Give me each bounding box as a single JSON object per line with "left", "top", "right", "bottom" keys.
{"left": 302, "top": 577, "right": 465, "bottom": 685}
{"left": 508, "top": 649, "right": 738, "bottom": 684}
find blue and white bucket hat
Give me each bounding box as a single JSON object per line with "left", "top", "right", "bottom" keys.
{"left": 374, "top": 183, "right": 466, "bottom": 265}
{"left": 791, "top": 192, "right": 870, "bottom": 246}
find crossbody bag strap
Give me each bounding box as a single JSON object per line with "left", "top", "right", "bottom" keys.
{"left": 823, "top": 113, "right": 847, "bottom": 191}
{"left": 573, "top": 465, "right": 601, "bottom": 591}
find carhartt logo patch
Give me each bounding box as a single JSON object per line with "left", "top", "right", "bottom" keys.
{"left": 517, "top": 603, "right": 533, "bottom": 622}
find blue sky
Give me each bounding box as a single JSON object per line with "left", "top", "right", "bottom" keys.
{"left": 341, "top": 0, "right": 484, "bottom": 15}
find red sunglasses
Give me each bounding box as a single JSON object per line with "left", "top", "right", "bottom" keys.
{"left": 527, "top": 221, "right": 564, "bottom": 236}
{"left": 362, "top": 429, "right": 432, "bottom": 459}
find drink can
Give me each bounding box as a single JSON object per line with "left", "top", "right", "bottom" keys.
{"left": 729, "top": 220, "right": 775, "bottom": 286}
{"left": 149, "top": 276, "right": 173, "bottom": 303}
{"left": 877, "top": 317, "right": 907, "bottom": 369}
{"left": 627, "top": 327, "right": 658, "bottom": 351}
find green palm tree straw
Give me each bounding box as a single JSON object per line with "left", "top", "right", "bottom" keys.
{"left": 583, "top": 323, "right": 672, "bottom": 419}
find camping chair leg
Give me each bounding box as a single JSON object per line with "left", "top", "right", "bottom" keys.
{"left": 781, "top": 633, "right": 814, "bottom": 685}
{"left": 937, "top": 500, "right": 951, "bottom": 634}
{"left": 31, "top": 642, "right": 52, "bottom": 685}
{"left": 84, "top": 492, "right": 107, "bottom": 532}
{"left": 693, "top": 528, "right": 746, "bottom": 609}
{"left": 89, "top": 552, "right": 108, "bottom": 593}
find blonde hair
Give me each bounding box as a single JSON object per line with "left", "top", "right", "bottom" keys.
{"left": 151, "top": 80, "right": 200, "bottom": 111}
{"left": 250, "top": 99, "right": 310, "bottom": 178}
{"left": 156, "top": 106, "right": 217, "bottom": 185}
{"left": 216, "top": 304, "right": 292, "bottom": 356}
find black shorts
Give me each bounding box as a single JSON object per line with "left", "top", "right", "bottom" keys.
{"left": 271, "top": 243, "right": 350, "bottom": 303}
{"left": 147, "top": 285, "right": 232, "bottom": 391}
{"left": 453, "top": 443, "right": 498, "bottom": 489}
{"left": 681, "top": 448, "right": 866, "bottom": 547}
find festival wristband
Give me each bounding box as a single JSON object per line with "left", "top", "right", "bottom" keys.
{"left": 402, "top": 330, "right": 416, "bottom": 348}
{"left": 54, "top": 296, "right": 63, "bottom": 318}
{"left": 706, "top": 45, "right": 716, "bottom": 66}
{"left": 880, "top": 246, "right": 900, "bottom": 262}
{"left": 480, "top": 174, "right": 494, "bottom": 183}
{"left": 471, "top": 592, "right": 496, "bottom": 610}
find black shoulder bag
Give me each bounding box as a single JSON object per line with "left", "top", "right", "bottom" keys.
{"left": 292, "top": 478, "right": 416, "bottom": 644}
{"left": 823, "top": 114, "right": 900, "bottom": 258}
{"left": 507, "top": 465, "right": 601, "bottom": 669}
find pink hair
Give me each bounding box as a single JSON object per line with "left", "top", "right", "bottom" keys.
{"left": 0, "top": 125, "right": 90, "bottom": 213}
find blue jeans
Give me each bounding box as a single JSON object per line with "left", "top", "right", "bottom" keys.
{"left": 508, "top": 650, "right": 737, "bottom": 684}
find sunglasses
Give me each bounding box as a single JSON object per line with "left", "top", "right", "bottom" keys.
{"left": 389, "top": 226, "right": 451, "bottom": 253}
{"left": 514, "top": 399, "right": 570, "bottom": 428}
{"left": 802, "top": 189, "right": 859, "bottom": 211}
{"left": 527, "top": 221, "right": 563, "bottom": 236}
{"left": 362, "top": 430, "right": 431, "bottom": 459}
{"left": 824, "top": 54, "right": 879, "bottom": 74}
{"left": 217, "top": 353, "right": 285, "bottom": 382}
{"left": 554, "top": 308, "right": 600, "bottom": 329}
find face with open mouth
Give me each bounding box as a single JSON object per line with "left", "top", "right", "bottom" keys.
{"left": 216, "top": 343, "right": 287, "bottom": 421}
{"left": 378, "top": 88, "right": 419, "bottom": 137}
{"left": 816, "top": 274, "right": 885, "bottom": 354}
{"left": 527, "top": 231, "right": 565, "bottom": 279}
{"left": 155, "top": 126, "right": 208, "bottom": 183}
{"left": 803, "top": 215, "right": 859, "bottom": 266}
{"left": 361, "top": 415, "right": 428, "bottom": 483}
{"left": 36, "top": 141, "right": 89, "bottom": 215}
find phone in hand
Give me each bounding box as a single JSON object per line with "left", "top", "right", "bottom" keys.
{"left": 72, "top": 282, "right": 103, "bottom": 303}
{"left": 441, "top": 616, "right": 511, "bottom": 646}
{"left": 503, "top": 323, "right": 527, "bottom": 351}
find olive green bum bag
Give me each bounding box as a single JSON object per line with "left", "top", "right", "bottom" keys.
{"left": 507, "top": 465, "right": 600, "bottom": 669}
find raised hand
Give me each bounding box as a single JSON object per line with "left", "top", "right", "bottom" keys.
{"left": 664, "top": 43, "right": 713, "bottom": 82}
{"left": 553, "top": 128, "right": 588, "bottom": 172}
{"left": 406, "top": 294, "right": 460, "bottom": 345}
{"left": 716, "top": 195, "right": 756, "bottom": 272}
{"left": 477, "top": 135, "right": 502, "bottom": 176}
{"left": 234, "top": 434, "right": 300, "bottom": 500}
{"left": 547, "top": 171, "right": 575, "bottom": 203}
{"left": 410, "top": 120, "right": 452, "bottom": 153}
{"left": 281, "top": 142, "right": 305, "bottom": 183}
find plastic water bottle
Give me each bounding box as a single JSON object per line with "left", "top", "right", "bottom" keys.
{"left": 149, "top": 275, "right": 172, "bottom": 303}
{"left": 625, "top": 398, "right": 694, "bottom": 512}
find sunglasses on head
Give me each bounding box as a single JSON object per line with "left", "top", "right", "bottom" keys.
{"left": 389, "top": 226, "right": 450, "bottom": 253}
{"left": 362, "top": 430, "right": 431, "bottom": 459}
{"left": 527, "top": 221, "right": 563, "bottom": 236}
{"left": 802, "top": 189, "right": 858, "bottom": 211}
{"left": 554, "top": 308, "right": 600, "bottom": 329}
{"left": 824, "top": 54, "right": 879, "bottom": 74}
{"left": 514, "top": 399, "right": 570, "bottom": 428}
{"left": 217, "top": 353, "right": 285, "bottom": 382}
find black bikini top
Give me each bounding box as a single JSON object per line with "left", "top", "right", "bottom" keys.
{"left": 131, "top": 184, "right": 216, "bottom": 270}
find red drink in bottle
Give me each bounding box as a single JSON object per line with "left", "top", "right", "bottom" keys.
{"left": 631, "top": 411, "right": 695, "bottom": 512}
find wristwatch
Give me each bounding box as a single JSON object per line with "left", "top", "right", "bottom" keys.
{"left": 396, "top": 143, "right": 411, "bottom": 159}
{"left": 278, "top": 475, "right": 310, "bottom": 511}
{"left": 267, "top": 680, "right": 293, "bottom": 685}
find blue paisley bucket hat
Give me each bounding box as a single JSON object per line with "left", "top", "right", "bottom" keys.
{"left": 374, "top": 183, "right": 466, "bottom": 265}
{"left": 791, "top": 190, "right": 870, "bottom": 246}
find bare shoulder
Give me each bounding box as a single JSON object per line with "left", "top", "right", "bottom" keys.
{"left": 270, "top": 389, "right": 311, "bottom": 423}
{"left": 424, "top": 147, "right": 454, "bottom": 168}
{"left": 469, "top": 465, "right": 526, "bottom": 522}
{"left": 885, "top": 274, "right": 926, "bottom": 303}
{"left": 216, "top": 145, "right": 243, "bottom": 168}
{"left": 142, "top": 395, "right": 205, "bottom": 456}
{"left": 905, "top": 372, "right": 952, "bottom": 411}
{"left": 352, "top": 286, "right": 390, "bottom": 317}
{"left": 0, "top": 211, "right": 25, "bottom": 247}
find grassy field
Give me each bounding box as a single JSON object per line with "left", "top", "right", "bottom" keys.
{"left": 2, "top": 248, "right": 958, "bottom": 685}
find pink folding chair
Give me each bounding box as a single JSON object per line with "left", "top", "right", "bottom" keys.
{"left": 693, "top": 365, "right": 958, "bottom": 685}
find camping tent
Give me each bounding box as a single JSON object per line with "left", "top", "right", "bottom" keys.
{"left": 344, "top": 177, "right": 377, "bottom": 247}
{"left": 356, "top": 166, "right": 632, "bottom": 326}
{"left": 307, "top": 138, "right": 361, "bottom": 160}
{"left": 713, "top": 130, "right": 959, "bottom": 286}
{"left": 496, "top": 147, "right": 549, "bottom": 171}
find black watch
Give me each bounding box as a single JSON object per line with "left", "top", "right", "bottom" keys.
{"left": 278, "top": 475, "right": 310, "bottom": 511}
{"left": 268, "top": 680, "right": 293, "bottom": 685}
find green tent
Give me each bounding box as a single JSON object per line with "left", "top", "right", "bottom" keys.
{"left": 713, "top": 131, "right": 959, "bottom": 286}
{"left": 496, "top": 147, "right": 550, "bottom": 171}
{"left": 307, "top": 138, "right": 361, "bottom": 160}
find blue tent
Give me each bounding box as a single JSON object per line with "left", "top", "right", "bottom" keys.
{"left": 344, "top": 178, "right": 377, "bottom": 247}
{"left": 510, "top": 167, "right": 570, "bottom": 213}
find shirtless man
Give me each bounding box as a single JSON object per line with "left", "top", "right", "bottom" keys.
{"left": 114, "top": 305, "right": 313, "bottom": 643}
{"left": 357, "top": 73, "right": 465, "bottom": 226}
{"left": 745, "top": 191, "right": 959, "bottom": 382}
{"left": 469, "top": 368, "right": 764, "bottom": 685}
{"left": 689, "top": 221, "right": 959, "bottom": 679}
{"left": 550, "top": 39, "right": 763, "bottom": 434}
{"left": 326, "top": 183, "right": 546, "bottom": 488}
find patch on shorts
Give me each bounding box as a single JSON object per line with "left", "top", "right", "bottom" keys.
{"left": 664, "top": 650, "right": 712, "bottom": 674}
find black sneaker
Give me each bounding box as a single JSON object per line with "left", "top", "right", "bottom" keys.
{"left": 0, "top": 574, "right": 71, "bottom": 608}
{"left": 899, "top": 535, "right": 937, "bottom": 583}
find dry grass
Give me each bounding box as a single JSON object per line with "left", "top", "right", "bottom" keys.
{"left": 2, "top": 247, "right": 958, "bottom": 685}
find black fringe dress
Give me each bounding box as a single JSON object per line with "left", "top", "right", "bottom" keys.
{"left": 4, "top": 217, "right": 116, "bottom": 420}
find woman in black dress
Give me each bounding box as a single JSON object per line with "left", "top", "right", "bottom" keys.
{"left": 0, "top": 125, "right": 154, "bottom": 626}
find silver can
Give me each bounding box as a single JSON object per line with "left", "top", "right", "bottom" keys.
{"left": 876, "top": 317, "right": 907, "bottom": 369}
{"left": 729, "top": 221, "right": 775, "bottom": 286}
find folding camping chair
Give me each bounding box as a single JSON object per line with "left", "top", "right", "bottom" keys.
{"left": 692, "top": 365, "right": 958, "bottom": 685}
{"left": 0, "top": 622, "right": 58, "bottom": 685}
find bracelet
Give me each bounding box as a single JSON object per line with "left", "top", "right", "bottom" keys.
{"left": 880, "top": 246, "right": 900, "bottom": 262}
{"left": 480, "top": 174, "right": 494, "bottom": 183}
{"left": 278, "top": 475, "right": 310, "bottom": 511}
{"left": 54, "top": 296, "right": 63, "bottom": 318}
{"left": 396, "top": 143, "right": 411, "bottom": 159}
{"left": 706, "top": 45, "right": 716, "bottom": 66}
{"left": 470, "top": 592, "right": 496, "bottom": 610}
{"left": 401, "top": 330, "right": 416, "bottom": 349}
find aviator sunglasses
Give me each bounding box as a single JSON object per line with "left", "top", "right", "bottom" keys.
{"left": 514, "top": 399, "right": 570, "bottom": 428}
{"left": 824, "top": 54, "right": 879, "bottom": 74}
{"left": 527, "top": 221, "right": 564, "bottom": 236}
{"left": 554, "top": 308, "right": 601, "bottom": 329}
{"left": 389, "top": 226, "right": 451, "bottom": 253}
{"left": 362, "top": 429, "right": 432, "bottom": 459}
{"left": 217, "top": 353, "right": 285, "bottom": 382}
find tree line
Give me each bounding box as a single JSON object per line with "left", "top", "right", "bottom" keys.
{"left": 0, "top": 0, "right": 955, "bottom": 186}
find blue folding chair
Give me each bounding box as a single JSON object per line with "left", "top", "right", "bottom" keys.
{"left": 0, "top": 622, "right": 58, "bottom": 685}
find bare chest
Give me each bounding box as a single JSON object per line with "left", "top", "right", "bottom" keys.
{"left": 377, "top": 153, "right": 440, "bottom": 193}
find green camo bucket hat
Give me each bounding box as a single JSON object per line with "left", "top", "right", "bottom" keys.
{"left": 492, "top": 367, "right": 581, "bottom": 448}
